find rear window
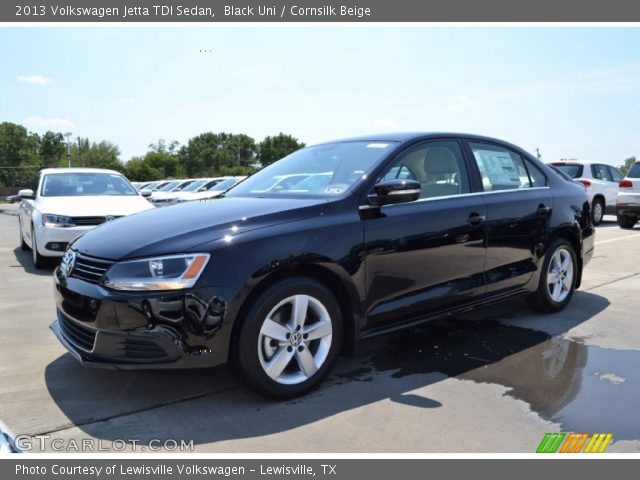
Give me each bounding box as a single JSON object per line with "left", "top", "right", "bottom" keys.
{"left": 627, "top": 163, "right": 640, "bottom": 178}
{"left": 551, "top": 163, "right": 583, "bottom": 178}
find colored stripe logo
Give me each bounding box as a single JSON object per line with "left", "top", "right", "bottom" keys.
{"left": 537, "top": 433, "right": 612, "bottom": 453}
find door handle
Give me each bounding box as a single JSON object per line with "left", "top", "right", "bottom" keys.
{"left": 467, "top": 213, "right": 486, "bottom": 225}
{"left": 537, "top": 204, "right": 551, "bottom": 214}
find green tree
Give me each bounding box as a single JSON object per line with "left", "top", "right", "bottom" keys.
{"left": 122, "top": 140, "right": 183, "bottom": 180}
{"left": 39, "top": 131, "right": 66, "bottom": 166}
{"left": 0, "top": 122, "right": 40, "bottom": 186}
{"left": 124, "top": 156, "right": 163, "bottom": 181}
{"left": 60, "top": 138, "right": 125, "bottom": 172}
{"left": 258, "top": 133, "right": 305, "bottom": 167}
{"left": 620, "top": 156, "right": 637, "bottom": 175}
{"left": 179, "top": 132, "right": 257, "bottom": 177}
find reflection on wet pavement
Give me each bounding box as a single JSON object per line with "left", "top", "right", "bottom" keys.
{"left": 340, "top": 319, "right": 639, "bottom": 441}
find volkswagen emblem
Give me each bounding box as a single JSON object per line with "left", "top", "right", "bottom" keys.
{"left": 60, "top": 249, "right": 76, "bottom": 277}
{"left": 105, "top": 215, "right": 117, "bottom": 222}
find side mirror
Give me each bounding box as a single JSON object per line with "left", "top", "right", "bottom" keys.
{"left": 140, "top": 189, "right": 152, "bottom": 198}
{"left": 368, "top": 179, "right": 420, "bottom": 206}
{"left": 17, "top": 189, "right": 35, "bottom": 199}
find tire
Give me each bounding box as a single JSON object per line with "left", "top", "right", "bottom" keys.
{"left": 31, "top": 226, "right": 48, "bottom": 269}
{"left": 527, "top": 238, "right": 577, "bottom": 313}
{"left": 617, "top": 214, "right": 637, "bottom": 229}
{"left": 591, "top": 198, "right": 604, "bottom": 226}
{"left": 19, "top": 219, "right": 30, "bottom": 251}
{"left": 231, "top": 277, "right": 343, "bottom": 399}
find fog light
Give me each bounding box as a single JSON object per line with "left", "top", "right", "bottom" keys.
{"left": 45, "top": 242, "right": 69, "bottom": 251}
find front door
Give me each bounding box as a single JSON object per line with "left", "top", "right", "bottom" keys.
{"left": 361, "top": 140, "right": 487, "bottom": 334}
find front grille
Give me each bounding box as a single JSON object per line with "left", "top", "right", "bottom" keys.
{"left": 58, "top": 311, "right": 96, "bottom": 352}
{"left": 72, "top": 216, "right": 121, "bottom": 226}
{"left": 122, "top": 338, "right": 169, "bottom": 360}
{"left": 70, "top": 253, "right": 114, "bottom": 284}
{"left": 72, "top": 216, "right": 106, "bottom": 226}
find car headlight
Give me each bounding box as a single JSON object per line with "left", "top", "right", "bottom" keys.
{"left": 42, "top": 214, "right": 75, "bottom": 228}
{"left": 103, "top": 253, "right": 210, "bottom": 291}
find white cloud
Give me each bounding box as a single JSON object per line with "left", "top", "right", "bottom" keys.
{"left": 23, "top": 116, "right": 75, "bottom": 131}
{"left": 17, "top": 74, "right": 53, "bottom": 86}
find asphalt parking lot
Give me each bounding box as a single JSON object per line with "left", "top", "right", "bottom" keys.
{"left": 1, "top": 202, "right": 639, "bottom": 453}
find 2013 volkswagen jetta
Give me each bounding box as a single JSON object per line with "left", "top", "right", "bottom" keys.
{"left": 51, "top": 133, "right": 594, "bottom": 398}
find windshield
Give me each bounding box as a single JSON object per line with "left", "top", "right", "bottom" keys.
{"left": 208, "top": 177, "right": 238, "bottom": 191}
{"left": 226, "top": 141, "right": 396, "bottom": 198}
{"left": 180, "top": 179, "right": 208, "bottom": 192}
{"left": 627, "top": 163, "right": 640, "bottom": 178}
{"left": 157, "top": 180, "right": 180, "bottom": 192}
{"left": 40, "top": 172, "right": 137, "bottom": 197}
{"left": 551, "top": 163, "right": 583, "bottom": 178}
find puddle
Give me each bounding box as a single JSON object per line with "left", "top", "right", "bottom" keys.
{"left": 340, "top": 319, "right": 639, "bottom": 441}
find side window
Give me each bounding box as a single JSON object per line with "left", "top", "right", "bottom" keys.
{"left": 382, "top": 165, "right": 417, "bottom": 181}
{"left": 592, "top": 164, "right": 612, "bottom": 181}
{"left": 376, "top": 140, "right": 470, "bottom": 199}
{"left": 524, "top": 160, "right": 548, "bottom": 187}
{"left": 608, "top": 166, "right": 623, "bottom": 182}
{"left": 469, "top": 142, "right": 532, "bottom": 191}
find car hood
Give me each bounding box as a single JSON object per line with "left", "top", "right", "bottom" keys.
{"left": 36, "top": 196, "right": 153, "bottom": 216}
{"left": 73, "top": 196, "right": 329, "bottom": 260}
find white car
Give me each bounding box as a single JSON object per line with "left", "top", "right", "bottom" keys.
{"left": 616, "top": 161, "right": 640, "bottom": 229}
{"left": 149, "top": 179, "right": 198, "bottom": 206}
{"left": 18, "top": 168, "right": 154, "bottom": 268}
{"left": 154, "top": 177, "right": 223, "bottom": 205}
{"left": 549, "top": 161, "right": 624, "bottom": 225}
{"left": 177, "top": 176, "right": 246, "bottom": 203}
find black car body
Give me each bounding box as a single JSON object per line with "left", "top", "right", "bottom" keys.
{"left": 51, "top": 133, "right": 594, "bottom": 397}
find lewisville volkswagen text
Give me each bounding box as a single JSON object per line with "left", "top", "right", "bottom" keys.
{"left": 51, "top": 133, "right": 594, "bottom": 398}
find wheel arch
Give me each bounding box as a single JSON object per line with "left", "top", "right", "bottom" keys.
{"left": 548, "top": 227, "right": 583, "bottom": 288}
{"left": 228, "top": 262, "right": 360, "bottom": 361}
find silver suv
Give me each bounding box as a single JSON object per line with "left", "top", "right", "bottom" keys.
{"left": 549, "top": 161, "right": 624, "bottom": 225}
{"left": 617, "top": 162, "right": 640, "bottom": 229}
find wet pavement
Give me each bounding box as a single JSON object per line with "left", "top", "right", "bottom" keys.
{"left": 345, "top": 313, "right": 639, "bottom": 442}
{"left": 1, "top": 204, "right": 639, "bottom": 452}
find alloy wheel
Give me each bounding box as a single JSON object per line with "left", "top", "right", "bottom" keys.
{"left": 546, "top": 247, "right": 574, "bottom": 303}
{"left": 257, "top": 294, "right": 333, "bottom": 385}
{"left": 593, "top": 201, "right": 603, "bottom": 224}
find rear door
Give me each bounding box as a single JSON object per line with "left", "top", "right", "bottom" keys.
{"left": 466, "top": 141, "right": 552, "bottom": 294}
{"left": 591, "top": 164, "right": 618, "bottom": 208}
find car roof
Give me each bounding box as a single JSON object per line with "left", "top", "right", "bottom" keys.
{"left": 39, "top": 167, "right": 123, "bottom": 175}
{"left": 315, "top": 131, "right": 524, "bottom": 146}
{"left": 548, "top": 161, "right": 591, "bottom": 165}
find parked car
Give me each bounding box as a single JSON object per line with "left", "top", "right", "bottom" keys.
{"left": 18, "top": 168, "right": 154, "bottom": 268}
{"left": 548, "top": 161, "right": 624, "bottom": 225}
{"left": 616, "top": 161, "right": 640, "bottom": 229}
{"left": 150, "top": 179, "right": 197, "bottom": 206}
{"left": 153, "top": 178, "right": 221, "bottom": 205}
{"left": 51, "top": 133, "right": 594, "bottom": 398}
{"left": 177, "top": 176, "right": 246, "bottom": 203}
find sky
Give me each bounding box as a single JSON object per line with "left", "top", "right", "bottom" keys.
{"left": 1, "top": 27, "right": 639, "bottom": 166}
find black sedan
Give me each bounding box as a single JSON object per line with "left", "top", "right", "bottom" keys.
{"left": 51, "top": 133, "right": 594, "bottom": 398}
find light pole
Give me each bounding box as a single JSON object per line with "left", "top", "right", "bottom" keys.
{"left": 64, "top": 132, "right": 72, "bottom": 167}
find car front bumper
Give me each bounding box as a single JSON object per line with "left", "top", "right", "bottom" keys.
{"left": 35, "top": 224, "right": 93, "bottom": 257}
{"left": 52, "top": 267, "right": 239, "bottom": 370}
